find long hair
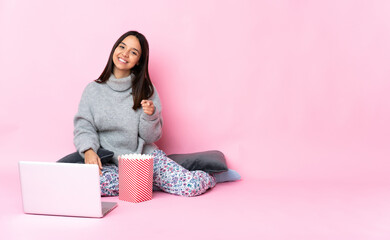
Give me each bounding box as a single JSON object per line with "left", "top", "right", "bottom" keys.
{"left": 96, "top": 31, "right": 154, "bottom": 110}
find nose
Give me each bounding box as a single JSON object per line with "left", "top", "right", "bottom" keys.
{"left": 122, "top": 50, "right": 130, "bottom": 57}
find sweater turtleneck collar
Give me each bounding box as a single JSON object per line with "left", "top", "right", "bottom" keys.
{"left": 106, "top": 73, "right": 133, "bottom": 92}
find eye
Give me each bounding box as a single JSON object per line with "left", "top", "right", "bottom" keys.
{"left": 118, "top": 45, "right": 125, "bottom": 49}
{"left": 131, "top": 51, "right": 138, "bottom": 56}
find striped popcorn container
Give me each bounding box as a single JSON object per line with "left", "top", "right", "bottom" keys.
{"left": 118, "top": 154, "right": 154, "bottom": 203}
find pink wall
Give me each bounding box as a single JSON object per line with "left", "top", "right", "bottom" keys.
{"left": 1, "top": 0, "right": 389, "bottom": 182}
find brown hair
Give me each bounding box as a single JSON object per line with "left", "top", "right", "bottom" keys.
{"left": 96, "top": 31, "right": 154, "bottom": 110}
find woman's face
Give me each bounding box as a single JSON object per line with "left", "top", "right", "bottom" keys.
{"left": 112, "top": 35, "right": 142, "bottom": 77}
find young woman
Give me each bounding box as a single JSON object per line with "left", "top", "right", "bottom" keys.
{"left": 59, "top": 31, "right": 219, "bottom": 197}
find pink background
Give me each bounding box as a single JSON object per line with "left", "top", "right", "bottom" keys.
{"left": 1, "top": 0, "right": 390, "bottom": 181}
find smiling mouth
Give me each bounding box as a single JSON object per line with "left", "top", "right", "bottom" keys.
{"left": 118, "top": 57, "right": 128, "bottom": 63}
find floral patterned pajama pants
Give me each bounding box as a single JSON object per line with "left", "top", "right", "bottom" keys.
{"left": 100, "top": 150, "right": 216, "bottom": 197}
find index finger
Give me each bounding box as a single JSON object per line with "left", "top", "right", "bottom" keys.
{"left": 97, "top": 158, "right": 103, "bottom": 175}
{"left": 97, "top": 157, "right": 102, "bottom": 170}
{"left": 141, "top": 100, "right": 152, "bottom": 106}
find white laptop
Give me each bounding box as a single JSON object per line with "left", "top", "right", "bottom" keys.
{"left": 19, "top": 161, "right": 117, "bottom": 218}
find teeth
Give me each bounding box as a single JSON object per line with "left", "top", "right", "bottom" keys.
{"left": 119, "top": 58, "right": 127, "bottom": 63}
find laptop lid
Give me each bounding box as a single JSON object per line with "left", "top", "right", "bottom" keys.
{"left": 18, "top": 161, "right": 117, "bottom": 218}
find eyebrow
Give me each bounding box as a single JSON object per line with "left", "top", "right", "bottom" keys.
{"left": 119, "top": 42, "right": 140, "bottom": 53}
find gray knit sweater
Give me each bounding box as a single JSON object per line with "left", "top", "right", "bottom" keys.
{"left": 73, "top": 73, "right": 163, "bottom": 165}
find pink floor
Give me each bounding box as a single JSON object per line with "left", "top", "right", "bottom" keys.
{"left": 1, "top": 162, "right": 390, "bottom": 240}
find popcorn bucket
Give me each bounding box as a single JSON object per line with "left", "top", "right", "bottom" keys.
{"left": 118, "top": 154, "right": 154, "bottom": 203}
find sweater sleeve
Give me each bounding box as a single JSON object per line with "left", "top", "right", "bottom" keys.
{"left": 73, "top": 84, "right": 100, "bottom": 157}
{"left": 138, "top": 87, "right": 163, "bottom": 143}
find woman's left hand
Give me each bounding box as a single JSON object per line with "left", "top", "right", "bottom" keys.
{"left": 141, "top": 100, "right": 155, "bottom": 115}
